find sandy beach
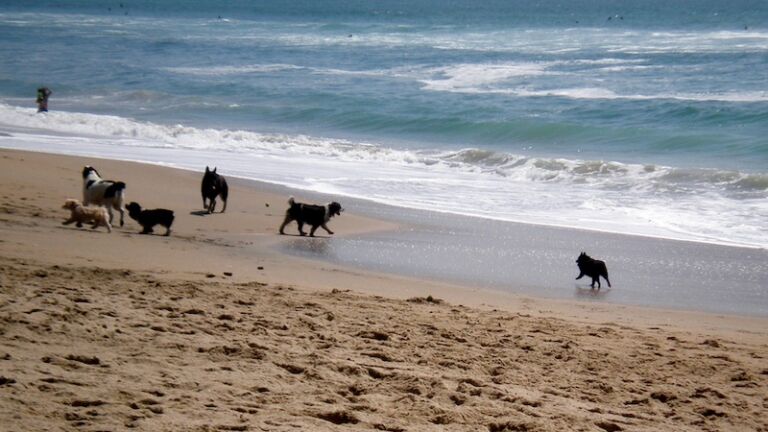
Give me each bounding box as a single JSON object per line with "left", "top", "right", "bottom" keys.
{"left": 1, "top": 148, "right": 767, "bottom": 431}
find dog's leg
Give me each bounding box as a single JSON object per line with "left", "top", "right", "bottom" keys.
{"left": 208, "top": 198, "right": 216, "bottom": 214}
{"left": 604, "top": 274, "right": 611, "bottom": 288}
{"left": 321, "top": 223, "right": 334, "bottom": 235}
{"left": 297, "top": 221, "right": 306, "bottom": 236}
{"left": 117, "top": 204, "right": 125, "bottom": 227}
{"left": 164, "top": 226, "right": 171, "bottom": 236}
{"left": 575, "top": 272, "right": 584, "bottom": 280}
{"left": 279, "top": 216, "right": 293, "bottom": 235}
{"left": 141, "top": 225, "right": 153, "bottom": 234}
{"left": 220, "top": 185, "right": 228, "bottom": 213}
{"left": 309, "top": 225, "right": 318, "bottom": 237}
{"left": 92, "top": 217, "right": 110, "bottom": 232}
{"left": 62, "top": 217, "right": 75, "bottom": 225}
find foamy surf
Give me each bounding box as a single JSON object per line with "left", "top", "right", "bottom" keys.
{"left": 1, "top": 104, "right": 765, "bottom": 249}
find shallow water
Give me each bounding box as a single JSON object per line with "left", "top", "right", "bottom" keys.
{"left": 277, "top": 198, "right": 768, "bottom": 317}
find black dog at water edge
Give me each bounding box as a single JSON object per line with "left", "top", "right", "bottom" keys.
{"left": 279, "top": 196, "right": 343, "bottom": 237}
{"left": 126, "top": 202, "right": 175, "bottom": 236}
{"left": 576, "top": 252, "right": 612, "bottom": 289}
{"left": 201, "top": 166, "right": 228, "bottom": 214}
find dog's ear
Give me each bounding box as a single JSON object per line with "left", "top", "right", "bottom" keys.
{"left": 213, "top": 167, "right": 217, "bottom": 173}
{"left": 205, "top": 166, "right": 210, "bottom": 173}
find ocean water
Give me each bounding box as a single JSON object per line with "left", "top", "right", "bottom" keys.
{"left": 1, "top": 0, "right": 767, "bottom": 248}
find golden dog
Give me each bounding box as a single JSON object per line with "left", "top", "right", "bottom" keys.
{"left": 62, "top": 199, "right": 112, "bottom": 233}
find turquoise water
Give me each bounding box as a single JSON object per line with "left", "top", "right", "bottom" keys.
{"left": 1, "top": 0, "right": 767, "bottom": 247}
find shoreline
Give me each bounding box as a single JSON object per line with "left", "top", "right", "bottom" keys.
{"left": 1, "top": 122, "right": 765, "bottom": 251}
{"left": 2, "top": 148, "right": 767, "bottom": 431}
{"left": 3, "top": 147, "right": 768, "bottom": 318}
{"left": 0, "top": 147, "right": 765, "bottom": 323}
{"left": 270, "top": 186, "right": 768, "bottom": 318}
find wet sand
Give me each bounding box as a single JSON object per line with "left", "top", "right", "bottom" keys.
{"left": 278, "top": 202, "right": 768, "bottom": 316}
{"left": 1, "top": 148, "right": 767, "bottom": 431}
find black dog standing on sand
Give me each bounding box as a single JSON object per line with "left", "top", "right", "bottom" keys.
{"left": 576, "top": 252, "right": 612, "bottom": 289}
{"left": 126, "top": 202, "right": 175, "bottom": 236}
{"left": 201, "top": 166, "right": 228, "bottom": 214}
{"left": 279, "top": 196, "right": 343, "bottom": 237}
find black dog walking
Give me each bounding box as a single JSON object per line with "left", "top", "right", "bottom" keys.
{"left": 126, "top": 202, "right": 175, "bottom": 236}
{"left": 201, "top": 166, "right": 228, "bottom": 214}
{"left": 279, "top": 197, "right": 343, "bottom": 237}
{"left": 575, "top": 252, "right": 612, "bottom": 289}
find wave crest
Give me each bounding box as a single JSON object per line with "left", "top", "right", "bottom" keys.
{"left": 2, "top": 103, "right": 765, "bottom": 197}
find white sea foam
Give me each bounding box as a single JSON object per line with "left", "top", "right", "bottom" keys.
{"left": 418, "top": 62, "right": 768, "bottom": 102}
{"left": 165, "top": 64, "right": 303, "bottom": 76}
{"left": 315, "top": 27, "right": 768, "bottom": 54}
{"left": 165, "top": 63, "right": 407, "bottom": 81}
{"left": 0, "top": 104, "right": 765, "bottom": 248}
{"left": 420, "top": 62, "right": 552, "bottom": 92}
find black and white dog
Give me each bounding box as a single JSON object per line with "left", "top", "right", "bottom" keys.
{"left": 82, "top": 166, "right": 126, "bottom": 227}
{"left": 279, "top": 196, "right": 343, "bottom": 237}
{"left": 201, "top": 166, "right": 228, "bottom": 214}
{"left": 576, "top": 252, "right": 612, "bottom": 289}
{"left": 126, "top": 202, "right": 174, "bottom": 236}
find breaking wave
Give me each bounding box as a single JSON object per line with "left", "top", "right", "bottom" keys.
{"left": 1, "top": 103, "right": 765, "bottom": 248}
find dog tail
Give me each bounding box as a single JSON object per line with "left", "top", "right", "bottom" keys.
{"left": 602, "top": 265, "right": 612, "bottom": 288}
{"left": 220, "top": 178, "right": 229, "bottom": 202}
{"left": 104, "top": 181, "right": 126, "bottom": 199}
{"left": 116, "top": 182, "right": 127, "bottom": 205}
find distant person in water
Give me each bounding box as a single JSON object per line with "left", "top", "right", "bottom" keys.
{"left": 36, "top": 87, "right": 52, "bottom": 112}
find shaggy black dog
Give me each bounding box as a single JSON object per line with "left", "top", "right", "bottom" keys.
{"left": 576, "top": 252, "right": 611, "bottom": 289}
{"left": 126, "top": 202, "right": 175, "bottom": 236}
{"left": 279, "top": 196, "right": 343, "bottom": 237}
{"left": 201, "top": 166, "right": 228, "bottom": 214}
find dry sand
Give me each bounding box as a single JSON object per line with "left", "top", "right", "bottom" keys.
{"left": 1, "top": 148, "right": 766, "bottom": 431}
